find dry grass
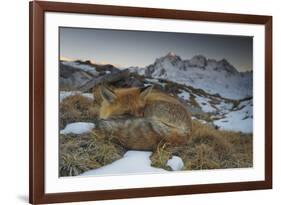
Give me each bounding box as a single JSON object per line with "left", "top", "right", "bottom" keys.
{"left": 59, "top": 95, "right": 100, "bottom": 129}
{"left": 59, "top": 94, "right": 252, "bottom": 175}
{"left": 150, "top": 143, "right": 173, "bottom": 170}
{"left": 59, "top": 133, "right": 126, "bottom": 176}
{"left": 59, "top": 119, "right": 252, "bottom": 176}
{"left": 150, "top": 120, "right": 252, "bottom": 171}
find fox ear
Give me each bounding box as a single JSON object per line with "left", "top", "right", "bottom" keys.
{"left": 100, "top": 85, "right": 116, "bottom": 103}
{"left": 140, "top": 85, "right": 153, "bottom": 100}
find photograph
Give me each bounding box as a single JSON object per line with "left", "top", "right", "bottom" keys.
{"left": 58, "top": 27, "right": 253, "bottom": 177}
{"left": 29, "top": 1, "right": 272, "bottom": 203}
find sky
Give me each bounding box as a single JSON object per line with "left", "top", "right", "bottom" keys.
{"left": 59, "top": 27, "right": 253, "bottom": 72}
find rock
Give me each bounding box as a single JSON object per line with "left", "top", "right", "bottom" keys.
{"left": 215, "top": 59, "right": 238, "bottom": 75}
{"left": 188, "top": 55, "right": 207, "bottom": 68}
{"left": 60, "top": 62, "right": 96, "bottom": 90}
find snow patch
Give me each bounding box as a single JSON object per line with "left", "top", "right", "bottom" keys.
{"left": 196, "top": 96, "right": 216, "bottom": 113}
{"left": 216, "top": 101, "right": 233, "bottom": 114}
{"left": 178, "top": 90, "right": 190, "bottom": 101}
{"left": 214, "top": 100, "right": 253, "bottom": 133}
{"left": 167, "top": 156, "right": 184, "bottom": 171}
{"left": 79, "top": 151, "right": 185, "bottom": 176}
{"left": 145, "top": 78, "right": 166, "bottom": 87}
{"left": 80, "top": 93, "right": 94, "bottom": 100}
{"left": 60, "top": 122, "right": 95, "bottom": 135}
{"left": 80, "top": 151, "right": 167, "bottom": 176}
{"left": 128, "top": 66, "right": 146, "bottom": 75}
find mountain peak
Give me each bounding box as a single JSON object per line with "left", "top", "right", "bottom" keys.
{"left": 166, "top": 52, "right": 177, "bottom": 57}
{"left": 216, "top": 58, "right": 238, "bottom": 74}
{"left": 160, "top": 52, "right": 181, "bottom": 61}
{"left": 158, "top": 52, "right": 182, "bottom": 63}
{"left": 189, "top": 55, "right": 207, "bottom": 68}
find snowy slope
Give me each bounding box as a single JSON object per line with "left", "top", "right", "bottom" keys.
{"left": 174, "top": 84, "right": 253, "bottom": 133}
{"left": 134, "top": 53, "right": 252, "bottom": 100}
{"left": 213, "top": 99, "right": 253, "bottom": 133}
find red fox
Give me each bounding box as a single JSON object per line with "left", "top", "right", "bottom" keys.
{"left": 92, "top": 85, "right": 192, "bottom": 150}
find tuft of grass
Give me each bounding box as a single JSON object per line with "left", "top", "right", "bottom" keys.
{"left": 59, "top": 132, "right": 126, "bottom": 176}
{"left": 150, "top": 143, "right": 172, "bottom": 170}
{"left": 188, "top": 94, "right": 200, "bottom": 108}
{"left": 87, "top": 132, "right": 126, "bottom": 166}
{"left": 59, "top": 95, "right": 99, "bottom": 129}
{"left": 183, "top": 120, "right": 252, "bottom": 170}
{"left": 192, "top": 112, "right": 214, "bottom": 122}
{"left": 150, "top": 120, "right": 252, "bottom": 171}
{"left": 59, "top": 151, "right": 100, "bottom": 177}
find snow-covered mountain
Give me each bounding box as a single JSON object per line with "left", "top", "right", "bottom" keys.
{"left": 131, "top": 52, "right": 252, "bottom": 100}
{"left": 60, "top": 53, "right": 253, "bottom": 100}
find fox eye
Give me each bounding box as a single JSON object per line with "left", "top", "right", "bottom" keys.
{"left": 122, "top": 113, "right": 134, "bottom": 117}
{"left": 121, "top": 111, "right": 133, "bottom": 116}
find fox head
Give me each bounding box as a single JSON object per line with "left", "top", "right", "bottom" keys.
{"left": 98, "top": 85, "right": 153, "bottom": 119}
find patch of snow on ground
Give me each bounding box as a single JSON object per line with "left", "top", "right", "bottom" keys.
{"left": 128, "top": 66, "right": 146, "bottom": 75}
{"left": 178, "top": 90, "right": 190, "bottom": 101}
{"left": 216, "top": 100, "right": 233, "bottom": 114}
{"left": 60, "top": 91, "right": 79, "bottom": 102}
{"left": 196, "top": 96, "right": 216, "bottom": 113}
{"left": 80, "top": 93, "right": 94, "bottom": 99}
{"left": 214, "top": 100, "right": 253, "bottom": 133}
{"left": 145, "top": 78, "right": 160, "bottom": 84}
{"left": 143, "top": 83, "right": 152, "bottom": 87}
{"left": 60, "top": 122, "right": 95, "bottom": 135}
{"left": 145, "top": 78, "right": 166, "bottom": 87}
{"left": 60, "top": 91, "right": 94, "bottom": 102}
{"left": 80, "top": 151, "right": 167, "bottom": 176}
{"left": 138, "top": 68, "right": 146, "bottom": 75}
{"left": 167, "top": 156, "right": 184, "bottom": 171}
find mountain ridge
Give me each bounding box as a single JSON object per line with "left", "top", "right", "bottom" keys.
{"left": 60, "top": 52, "right": 252, "bottom": 99}
{"left": 131, "top": 53, "right": 252, "bottom": 99}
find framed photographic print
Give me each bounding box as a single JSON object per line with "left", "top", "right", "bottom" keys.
{"left": 29, "top": 1, "right": 272, "bottom": 204}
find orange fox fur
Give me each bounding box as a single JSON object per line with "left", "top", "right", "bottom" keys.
{"left": 93, "top": 86, "right": 192, "bottom": 150}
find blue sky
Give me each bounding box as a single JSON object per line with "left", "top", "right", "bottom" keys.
{"left": 60, "top": 27, "right": 253, "bottom": 72}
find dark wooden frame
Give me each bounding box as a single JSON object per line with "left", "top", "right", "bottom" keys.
{"left": 29, "top": 1, "right": 272, "bottom": 204}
